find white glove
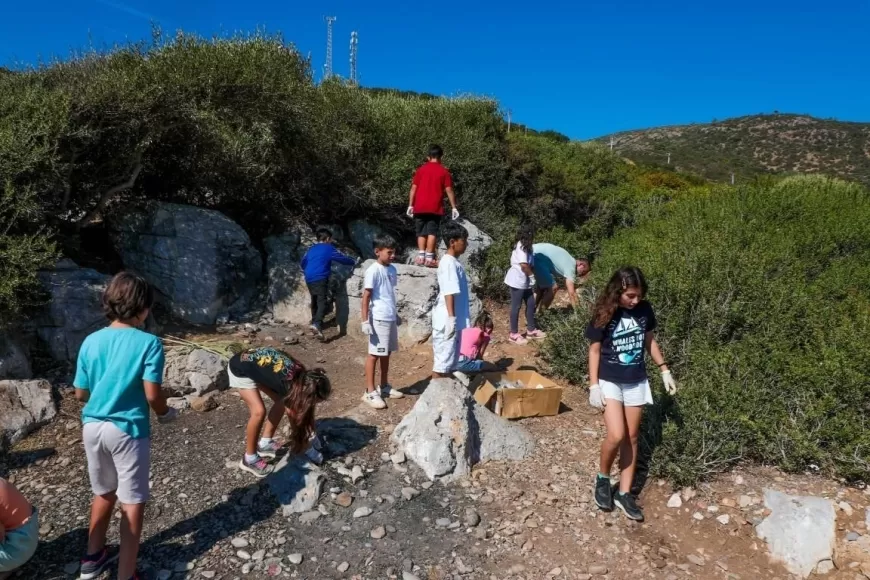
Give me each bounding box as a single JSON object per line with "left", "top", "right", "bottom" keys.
{"left": 445, "top": 317, "right": 457, "bottom": 339}
{"left": 451, "top": 207, "right": 460, "bottom": 220}
{"left": 157, "top": 407, "right": 178, "bottom": 424}
{"left": 661, "top": 370, "right": 677, "bottom": 395}
{"left": 588, "top": 384, "right": 606, "bottom": 410}
{"left": 361, "top": 321, "right": 373, "bottom": 335}
{"left": 406, "top": 206, "right": 414, "bottom": 218}
{"left": 529, "top": 275, "right": 537, "bottom": 288}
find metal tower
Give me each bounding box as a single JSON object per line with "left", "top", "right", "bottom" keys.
{"left": 349, "top": 31, "right": 359, "bottom": 84}
{"left": 324, "top": 16, "right": 337, "bottom": 78}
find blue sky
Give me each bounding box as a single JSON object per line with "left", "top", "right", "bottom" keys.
{"left": 2, "top": 0, "right": 868, "bottom": 139}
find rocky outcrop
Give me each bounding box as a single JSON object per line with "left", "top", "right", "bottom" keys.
{"left": 36, "top": 259, "right": 109, "bottom": 362}
{"left": 391, "top": 378, "right": 535, "bottom": 481}
{"left": 0, "top": 380, "right": 57, "bottom": 450}
{"left": 0, "top": 334, "right": 32, "bottom": 380}
{"left": 162, "top": 348, "right": 228, "bottom": 396}
{"left": 110, "top": 202, "right": 263, "bottom": 325}
{"left": 756, "top": 489, "right": 836, "bottom": 578}
{"left": 348, "top": 220, "right": 390, "bottom": 260}
{"left": 346, "top": 261, "right": 482, "bottom": 346}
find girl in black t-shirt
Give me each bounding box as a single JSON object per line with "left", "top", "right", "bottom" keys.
{"left": 228, "top": 347, "right": 331, "bottom": 477}
{"left": 585, "top": 267, "right": 677, "bottom": 522}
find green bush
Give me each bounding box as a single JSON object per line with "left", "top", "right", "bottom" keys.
{"left": 543, "top": 175, "right": 870, "bottom": 486}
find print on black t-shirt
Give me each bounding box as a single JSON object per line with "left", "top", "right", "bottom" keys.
{"left": 585, "top": 302, "right": 657, "bottom": 384}
{"left": 228, "top": 347, "right": 303, "bottom": 396}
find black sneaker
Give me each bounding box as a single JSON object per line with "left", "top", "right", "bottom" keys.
{"left": 594, "top": 475, "right": 614, "bottom": 511}
{"left": 614, "top": 491, "right": 645, "bottom": 521}
{"left": 79, "top": 545, "right": 119, "bottom": 579}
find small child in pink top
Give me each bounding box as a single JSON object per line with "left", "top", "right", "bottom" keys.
{"left": 456, "top": 311, "right": 500, "bottom": 373}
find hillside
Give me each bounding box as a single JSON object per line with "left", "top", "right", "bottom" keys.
{"left": 598, "top": 113, "right": 870, "bottom": 185}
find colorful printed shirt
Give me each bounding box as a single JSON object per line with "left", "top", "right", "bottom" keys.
{"left": 585, "top": 302, "right": 657, "bottom": 383}
{"left": 228, "top": 347, "right": 304, "bottom": 396}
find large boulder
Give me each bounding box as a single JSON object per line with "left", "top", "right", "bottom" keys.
{"left": 0, "top": 335, "right": 32, "bottom": 380}
{"left": 0, "top": 380, "right": 57, "bottom": 450}
{"left": 267, "top": 455, "right": 326, "bottom": 517}
{"left": 391, "top": 378, "right": 534, "bottom": 481}
{"left": 109, "top": 202, "right": 263, "bottom": 325}
{"left": 346, "top": 261, "right": 482, "bottom": 346}
{"left": 36, "top": 259, "right": 109, "bottom": 362}
{"left": 438, "top": 219, "right": 492, "bottom": 285}
{"left": 756, "top": 489, "right": 836, "bottom": 578}
{"left": 348, "top": 220, "right": 389, "bottom": 260}
{"left": 162, "top": 348, "right": 228, "bottom": 396}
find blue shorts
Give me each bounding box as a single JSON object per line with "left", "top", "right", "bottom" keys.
{"left": 0, "top": 507, "right": 38, "bottom": 572}
{"left": 455, "top": 356, "right": 485, "bottom": 373}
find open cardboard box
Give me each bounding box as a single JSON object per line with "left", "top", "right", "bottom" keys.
{"left": 472, "top": 370, "right": 564, "bottom": 419}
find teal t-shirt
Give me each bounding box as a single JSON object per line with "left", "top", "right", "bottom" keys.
{"left": 532, "top": 243, "right": 577, "bottom": 282}
{"left": 74, "top": 327, "right": 165, "bottom": 439}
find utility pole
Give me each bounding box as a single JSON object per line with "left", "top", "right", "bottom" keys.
{"left": 349, "top": 31, "right": 358, "bottom": 85}
{"left": 667, "top": 152, "right": 671, "bottom": 165}
{"left": 507, "top": 109, "right": 512, "bottom": 133}
{"left": 610, "top": 137, "right": 615, "bottom": 151}
{"left": 731, "top": 172, "right": 735, "bottom": 185}
{"left": 324, "top": 16, "right": 337, "bottom": 79}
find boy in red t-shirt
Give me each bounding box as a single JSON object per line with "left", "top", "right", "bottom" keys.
{"left": 407, "top": 144, "right": 459, "bottom": 267}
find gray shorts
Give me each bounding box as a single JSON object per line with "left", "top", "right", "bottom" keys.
{"left": 83, "top": 421, "right": 151, "bottom": 504}
{"left": 368, "top": 319, "right": 399, "bottom": 356}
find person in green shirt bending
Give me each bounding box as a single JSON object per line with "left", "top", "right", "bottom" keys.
{"left": 532, "top": 243, "right": 591, "bottom": 311}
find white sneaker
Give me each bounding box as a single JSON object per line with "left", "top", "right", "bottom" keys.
{"left": 362, "top": 390, "right": 387, "bottom": 409}
{"left": 379, "top": 384, "right": 405, "bottom": 399}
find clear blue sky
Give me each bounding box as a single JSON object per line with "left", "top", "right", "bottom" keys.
{"left": 2, "top": 0, "right": 868, "bottom": 139}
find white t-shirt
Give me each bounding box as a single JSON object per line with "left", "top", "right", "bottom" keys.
{"left": 433, "top": 254, "right": 470, "bottom": 332}
{"left": 363, "top": 262, "right": 398, "bottom": 322}
{"left": 504, "top": 241, "right": 533, "bottom": 289}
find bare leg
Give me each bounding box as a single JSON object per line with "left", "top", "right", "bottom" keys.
{"left": 117, "top": 502, "right": 145, "bottom": 580}
{"left": 365, "top": 354, "right": 378, "bottom": 392}
{"left": 618, "top": 406, "right": 644, "bottom": 494}
{"left": 379, "top": 354, "right": 390, "bottom": 386}
{"left": 425, "top": 235, "right": 438, "bottom": 255}
{"left": 87, "top": 491, "right": 117, "bottom": 555}
{"left": 238, "top": 388, "right": 266, "bottom": 456}
{"left": 599, "top": 400, "right": 626, "bottom": 475}
{"left": 416, "top": 236, "right": 426, "bottom": 252}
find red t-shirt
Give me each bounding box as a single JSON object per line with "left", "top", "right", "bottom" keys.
{"left": 412, "top": 161, "right": 453, "bottom": 216}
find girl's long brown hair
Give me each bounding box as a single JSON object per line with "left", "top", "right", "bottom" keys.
{"left": 284, "top": 367, "right": 331, "bottom": 453}
{"left": 591, "top": 266, "right": 649, "bottom": 328}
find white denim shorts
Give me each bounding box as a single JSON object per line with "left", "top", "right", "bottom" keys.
{"left": 601, "top": 378, "right": 653, "bottom": 407}
{"left": 228, "top": 365, "right": 258, "bottom": 390}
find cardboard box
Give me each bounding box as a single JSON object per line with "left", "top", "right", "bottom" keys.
{"left": 472, "top": 370, "right": 563, "bottom": 419}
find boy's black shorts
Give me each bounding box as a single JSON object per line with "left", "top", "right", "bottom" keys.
{"left": 414, "top": 213, "right": 442, "bottom": 237}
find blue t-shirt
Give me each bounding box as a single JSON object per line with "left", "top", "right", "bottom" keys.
{"left": 73, "top": 327, "right": 165, "bottom": 439}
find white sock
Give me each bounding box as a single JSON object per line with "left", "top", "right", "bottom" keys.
{"left": 258, "top": 437, "right": 273, "bottom": 447}
{"left": 244, "top": 453, "right": 259, "bottom": 463}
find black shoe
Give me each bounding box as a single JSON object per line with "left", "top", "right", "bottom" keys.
{"left": 614, "top": 491, "right": 645, "bottom": 521}
{"left": 594, "top": 476, "right": 614, "bottom": 511}
{"left": 79, "top": 545, "right": 119, "bottom": 579}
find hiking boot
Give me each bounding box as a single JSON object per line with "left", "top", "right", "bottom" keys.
{"left": 379, "top": 384, "right": 405, "bottom": 399}
{"left": 614, "top": 491, "right": 645, "bottom": 521}
{"left": 257, "top": 439, "right": 282, "bottom": 459}
{"left": 362, "top": 390, "right": 387, "bottom": 409}
{"left": 508, "top": 333, "right": 528, "bottom": 345}
{"left": 526, "top": 329, "right": 547, "bottom": 340}
{"left": 594, "top": 475, "right": 614, "bottom": 511}
{"left": 79, "top": 546, "right": 119, "bottom": 580}
{"left": 238, "top": 455, "right": 274, "bottom": 478}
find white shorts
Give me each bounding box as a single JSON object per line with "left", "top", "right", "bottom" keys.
{"left": 228, "top": 364, "right": 258, "bottom": 390}
{"left": 601, "top": 378, "right": 653, "bottom": 407}
{"left": 368, "top": 319, "right": 398, "bottom": 356}
{"left": 432, "top": 327, "right": 459, "bottom": 374}
{"left": 83, "top": 421, "right": 151, "bottom": 504}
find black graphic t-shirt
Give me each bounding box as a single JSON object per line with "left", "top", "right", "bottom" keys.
{"left": 585, "top": 301, "right": 657, "bottom": 383}
{"left": 229, "top": 347, "right": 304, "bottom": 396}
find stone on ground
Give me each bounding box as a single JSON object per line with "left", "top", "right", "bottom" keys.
{"left": 0, "top": 334, "right": 32, "bottom": 380}
{"left": 755, "top": 489, "right": 836, "bottom": 578}
{"left": 0, "top": 380, "right": 57, "bottom": 450}
{"left": 163, "top": 348, "right": 228, "bottom": 396}
{"left": 391, "top": 378, "right": 534, "bottom": 481}
{"left": 266, "top": 455, "right": 326, "bottom": 516}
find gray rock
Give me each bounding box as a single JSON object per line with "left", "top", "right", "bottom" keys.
{"left": 370, "top": 525, "right": 386, "bottom": 539}
{"left": 815, "top": 560, "right": 835, "bottom": 575}
{"left": 266, "top": 455, "right": 326, "bottom": 516}
{"left": 438, "top": 218, "right": 493, "bottom": 285}
{"left": 0, "top": 334, "right": 31, "bottom": 380}
{"left": 287, "top": 553, "right": 303, "bottom": 565}
{"left": 353, "top": 506, "right": 373, "bottom": 518}
{"left": 337, "top": 561, "right": 349, "bottom": 573}
{"left": 391, "top": 378, "right": 534, "bottom": 481}
{"left": 435, "top": 518, "right": 451, "bottom": 527}
{"left": 756, "top": 489, "right": 836, "bottom": 578}
{"left": 401, "top": 487, "right": 420, "bottom": 501}
{"left": 109, "top": 202, "right": 263, "bottom": 325}
{"left": 164, "top": 348, "right": 229, "bottom": 397}
{"left": 299, "top": 511, "right": 321, "bottom": 523}
{"left": 403, "top": 573, "right": 421, "bottom": 580}
{"left": 35, "top": 259, "right": 109, "bottom": 362}
{"left": 231, "top": 537, "right": 249, "bottom": 548}
{"left": 0, "top": 380, "right": 57, "bottom": 450}
{"left": 349, "top": 220, "right": 390, "bottom": 259}
{"left": 464, "top": 508, "right": 481, "bottom": 527}
{"left": 847, "top": 531, "right": 860, "bottom": 541}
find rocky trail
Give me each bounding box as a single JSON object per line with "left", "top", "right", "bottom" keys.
{"left": 4, "top": 306, "right": 870, "bottom": 580}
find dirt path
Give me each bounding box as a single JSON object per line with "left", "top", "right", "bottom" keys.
{"left": 5, "top": 303, "right": 870, "bottom": 580}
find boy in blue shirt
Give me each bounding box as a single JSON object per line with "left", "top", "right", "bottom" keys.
{"left": 300, "top": 228, "right": 357, "bottom": 340}
{"left": 73, "top": 272, "right": 176, "bottom": 580}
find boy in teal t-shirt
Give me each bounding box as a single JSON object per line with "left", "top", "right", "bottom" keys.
{"left": 72, "top": 272, "right": 175, "bottom": 580}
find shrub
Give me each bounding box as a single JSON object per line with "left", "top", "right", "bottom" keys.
{"left": 543, "top": 175, "right": 870, "bottom": 486}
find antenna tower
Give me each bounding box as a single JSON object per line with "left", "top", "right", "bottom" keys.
{"left": 324, "top": 16, "right": 337, "bottom": 78}
{"left": 349, "top": 31, "right": 359, "bottom": 84}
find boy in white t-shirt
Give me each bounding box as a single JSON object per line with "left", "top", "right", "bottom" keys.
{"left": 361, "top": 234, "right": 405, "bottom": 409}
{"left": 432, "top": 221, "right": 471, "bottom": 377}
